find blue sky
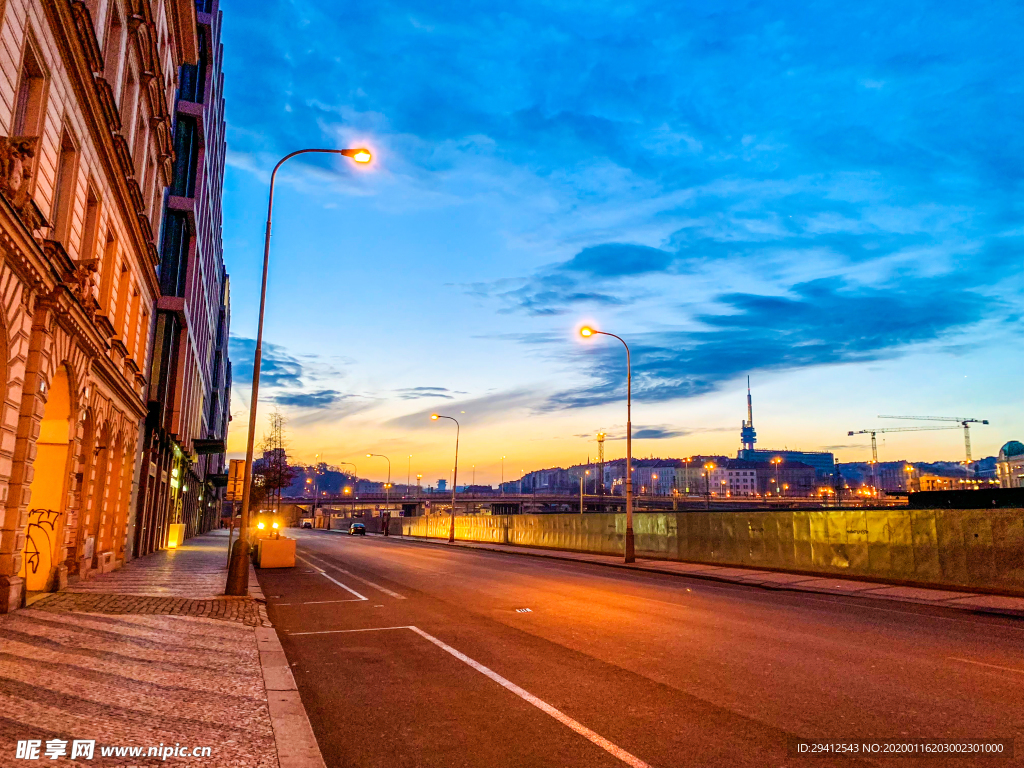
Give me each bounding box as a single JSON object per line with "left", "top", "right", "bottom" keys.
{"left": 220, "top": 0, "right": 1022, "bottom": 486}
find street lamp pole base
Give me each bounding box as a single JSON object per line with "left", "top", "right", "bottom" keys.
{"left": 225, "top": 539, "right": 250, "bottom": 596}
{"left": 624, "top": 527, "right": 635, "bottom": 563}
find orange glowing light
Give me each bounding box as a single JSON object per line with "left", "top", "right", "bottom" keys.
{"left": 580, "top": 326, "right": 594, "bottom": 337}
{"left": 341, "top": 148, "right": 372, "bottom": 163}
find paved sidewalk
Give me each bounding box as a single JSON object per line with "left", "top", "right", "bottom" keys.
{"left": 0, "top": 531, "right": 323, "bottom": 768}
{"left": 357, "top": 530, "right": 1024, "bottom": 618}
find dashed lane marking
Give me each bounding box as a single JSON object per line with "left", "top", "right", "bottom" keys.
{"left": 295, "top": 555, "right": 368, "bottom": 600}
{"left": 288, "top": 624, "right": 651, "bottom": 768}
{"left": 299, "top": 551, "right": 406, "bottom": 599}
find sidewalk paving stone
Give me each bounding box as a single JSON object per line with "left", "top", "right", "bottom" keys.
{"left": 0, "top": 531, "right": 310, "bottom": 768}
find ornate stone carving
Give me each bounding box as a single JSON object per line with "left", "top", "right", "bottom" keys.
{"left": 0, "top": 136, "right": 47, "bottom": 232}
{"left": 67, "top": 258, "right": 101, "bottom": 312}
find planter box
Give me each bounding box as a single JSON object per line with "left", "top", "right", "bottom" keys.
{"left": 257, "top": 537, "right": 296, "bottom": 568}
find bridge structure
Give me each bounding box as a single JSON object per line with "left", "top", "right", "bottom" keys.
{"left": 282, "top": 491, "right": 885, "bottom": 524}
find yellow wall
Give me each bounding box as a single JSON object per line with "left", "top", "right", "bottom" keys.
{"left": 401, "top": 509, "right": 1024, "bottom": 594}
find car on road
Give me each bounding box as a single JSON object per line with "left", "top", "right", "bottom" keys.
{"left": 301, "top": 521, "right": 312, "bottom": 529}
{"left": 348, "top": 522, "right": 366, "bottom": 535}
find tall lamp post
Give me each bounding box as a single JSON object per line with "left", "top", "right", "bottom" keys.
{"left": 226, "top": 146, "right": 372, "bottom": 596}
{"left": 431, "top": 414, "right": 460, "bottom": 542}
{"left": 704, "top": 462, "right": 715, "bottom": 510}
{"left": 367, "top": 453, "right": 392, "bottom": 516}
{"left": 772, "top": 457, "right": 782, "bottom": 500}
{"left": 579, "top": 326, "right": 635, "bottom": 563}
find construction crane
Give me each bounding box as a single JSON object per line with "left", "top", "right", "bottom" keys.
{"left": 847, "top": 426, "right": 962, "bottom": 491}
{"left": 878, "top": 415, "right": 989, "bottom": 470}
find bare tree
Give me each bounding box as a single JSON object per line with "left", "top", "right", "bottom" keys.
{"left": 253, "top": 409, "right": 297, "bottom": 517}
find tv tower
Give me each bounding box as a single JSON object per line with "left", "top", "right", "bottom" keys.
{"left": 740, "top": 376, "right": 757, "bottom": 458}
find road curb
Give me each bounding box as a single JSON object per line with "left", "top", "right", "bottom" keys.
{"left": 250, "top": 563, "right": 327, "bottom": 768}
{"left": 320, "top": 530, "right": 1024, "bottom": 621}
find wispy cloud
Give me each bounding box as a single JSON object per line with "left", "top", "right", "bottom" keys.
{"left": 229, "top": 336, "right": 303, "bottom": 388}
{"left": 394, "top": 386, "right": 466, "bottom": 400}
{"left": 385, "top": 388, "right": 542, "bottom": 430}
{"left": 271, "top": 390, "right": 346, "bottom": 408}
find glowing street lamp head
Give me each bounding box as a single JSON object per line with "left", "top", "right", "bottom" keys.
{"left": 431, "top": 414, "right": 440, "bottom": 420}
{"left": 366, "top": 454, "right": 372, "bottom": 458}
{"left": 257, "top": 521, "right": 265, "bottom": 530}
{"left": 272, "top": 522, "right": 279, "bottom": 529}
{"left": 341, "top": 148, "right": 372, "bottom": 163}
{"left": 580, "top": 326, "right": 594, "bottom": 337}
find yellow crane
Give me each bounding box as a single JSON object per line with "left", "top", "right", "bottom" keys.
{"left": 848, "top": 425, "right": 962, "bottom": 491}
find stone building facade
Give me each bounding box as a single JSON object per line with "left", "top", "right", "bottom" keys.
{"left": 0, "top": 0, "right": 200, "bottom": 612}
{"left": 133, "top": 0, "right": 229, "bottom": 557}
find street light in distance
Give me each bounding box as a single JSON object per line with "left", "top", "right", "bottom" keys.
{"left": 431, "top": 414, "right": 460, "bottom": 542}
{"left": 579, "top": 324, "right": 634, "bottom": 563}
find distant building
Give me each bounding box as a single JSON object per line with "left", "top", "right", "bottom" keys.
{"left": 877, "top": 462, "right": 918, "bottom": 492}
{"left": 996, "top": 441, "right": 1024, "bottom": 488}
{"left": 918, "top": 475, "right": 999, "bottom": 492}
{"left": 735, "top": 380, "right": 835, "bottom": 476}
{"left": 437, "top": 479, "right": 447, "bottom": 492}
{"left": 708, "top": 459, "right": 816, "bottom": 497}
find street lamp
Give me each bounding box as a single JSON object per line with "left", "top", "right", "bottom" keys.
{"left": 579, "top": 325, "right": 635, "bottom": 563}
{"left": 772, "top": 457, "right": 782, "bottom": 498}
{"left": 227, "top": 145, "right": 373, "bottom": 597}
{"left": 366, "top": 453, "right": 392, "bottom": 515}
{"left": 431, "top": 414, "right": 460, "bottom": 542}
{"left": 703, "top": 462, "right": 716, "bottom": 510}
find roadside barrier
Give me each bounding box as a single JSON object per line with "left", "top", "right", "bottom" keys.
{"left": 399, "top": 509, "right": 1024, "bottom": 594}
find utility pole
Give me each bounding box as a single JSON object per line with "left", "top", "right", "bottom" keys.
{"left": 597, "top": 432, "right": 606, "bottom": 495}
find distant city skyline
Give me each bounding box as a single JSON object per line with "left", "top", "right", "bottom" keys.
{"left": 218, "top": 0, "right": 1022, "bottom": 486}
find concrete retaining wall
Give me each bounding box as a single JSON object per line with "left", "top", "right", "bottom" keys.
{"left": 400, "top": 509, "right": 1024, "bottom": 594}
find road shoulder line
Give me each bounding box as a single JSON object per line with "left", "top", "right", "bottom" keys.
{"left": 295, "top": 554, "right": 368, "bottom": 600}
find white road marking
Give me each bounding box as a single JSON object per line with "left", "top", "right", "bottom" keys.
{"left": 949, "top": 657, "right": 1024, "bottom": 675}
{"left": 300, "top": 551, "right": 406, "bottom": 599}
{"left": 295, "top": 555, "right": 367, "bottom": 600}
{"left": 288, "top": 626, "right": 412, "bottom": 636}
{"left": 290, "top": 624, "right": 651, "bottom": 768}
{"left": 275, "top": 600, "right": 364, "bottom": 606}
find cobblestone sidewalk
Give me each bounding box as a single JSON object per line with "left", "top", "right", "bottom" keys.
{"left": 0, "top": 531, "right": 279, "bottom": 767}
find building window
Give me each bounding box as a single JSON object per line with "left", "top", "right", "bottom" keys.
{"left": 51, "top": 128, "right": 80, "bottom": 244}
{"left": 159, "top": 211, "right": 191, "bottom": 297}
{"left": 102, "top": 4, "right": 125, "bottom": 91}
{"left": 120, "top": 65, "right": 138, "bottom": 139}
{"left": 99, "top": 231, "right": 118, "bottom": 313}
{"left": 81, "top": 184, "right": 101, "bottom": 260}
{"left": 114, "top": 261, "right": 130, "bottom": 337}
{"left": 179, "top": 28, "right": 208, "bottom": 103}
{"left": 171, "top": 116, "right": 199, "bottom": 197}
{"left": 13, "top": 39, "right": 48, "bottom": 137}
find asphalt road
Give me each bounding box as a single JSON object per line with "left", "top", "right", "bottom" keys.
{"left": 258, "top": 529, "right": 1024, "bottom": 768}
